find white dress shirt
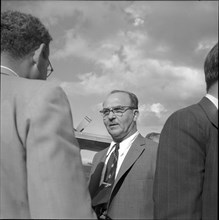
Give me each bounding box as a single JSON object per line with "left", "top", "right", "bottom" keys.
{"left": 205, "top": 94, "right": 218, "bottom": 109}
{"left": 100, "top": 131, "right": 139, "bottom": 185}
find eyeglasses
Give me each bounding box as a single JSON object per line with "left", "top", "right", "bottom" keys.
{"left": 46, "top": 59, "right": 54, "bottom": 78}
{"left": 100, "top": 106, "right": 136, "bottom": 118}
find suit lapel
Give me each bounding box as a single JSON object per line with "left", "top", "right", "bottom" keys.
{"left": 199, "top": 97, "right": 218, "bottom": 128}
{"left": 89, "top": 148, "right": 108, "bottom": 198}
{"left": 91, "top": 134, "right": 146, "bottom": 207}
{"left": 111, "top": 134, "right": 146, "bottom": 194}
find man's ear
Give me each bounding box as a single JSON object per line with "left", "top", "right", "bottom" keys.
{"left": 133, "top": 110, "right": 139, "bottom": 121}
{"left": 33, "top": 43, "right": 46, "bottom": 63}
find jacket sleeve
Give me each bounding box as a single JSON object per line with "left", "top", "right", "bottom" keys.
{"left": 153, "top": 108, "right": 206, "bottom": 220}
{"left": 25, "top": 84, "right": 96, "bottom": 219}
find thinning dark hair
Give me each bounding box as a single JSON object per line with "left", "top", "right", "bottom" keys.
{"left": 110, "top": 90, "right": 139, "bottom": 109}
{"left": 1, "top": 10, "right": 52, "bottom": 59}
{"left": 204, "top": 42, "right": 218, "bottom": 92}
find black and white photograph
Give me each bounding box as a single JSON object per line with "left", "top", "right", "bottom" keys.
{"left": 1, "top": 1, "right": 218, "bottom": 219}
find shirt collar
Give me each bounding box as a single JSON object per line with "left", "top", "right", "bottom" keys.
{"left": 1, "top": 65, "right": 19, "bottom": 77}
{"left": 108, "top": 131, "right": 139, "bottom": 154}
{"left": 205, "top": 94, "right": 218, "bottom": 109}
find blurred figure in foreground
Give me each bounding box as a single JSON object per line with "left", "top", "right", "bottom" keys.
{"left": 89, "top": 90, "right": 158, "bottom": 219}
{"left": 153, "top": 42, "right": 218, "bottom": 220}
{"left": 1, "top": 10, "right": 96, "bottom": 219}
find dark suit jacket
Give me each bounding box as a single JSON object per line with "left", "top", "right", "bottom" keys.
{"left": 89, "top": 134, "right": 158, "bottom": 219}
{"left": 0, "top": 73, "right": 95, "bottom": 219}
{"left": 153, "top": 97, "right": 218, "bottom": 220}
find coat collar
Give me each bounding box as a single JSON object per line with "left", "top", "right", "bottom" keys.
{"left": 199, "top": 97, "right": 218, "bottom": 128}
{"left": 113, "top": 134, "right": 146, "bottom": 186}
{"left": 89, "top": 134, "right": 146, "bottom": 201}
{"left": 107, "top": 134, "right": 146, "bottom": 207}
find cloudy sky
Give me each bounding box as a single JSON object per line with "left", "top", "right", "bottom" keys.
{"left": 2, "top": 1, "right": 218, "bottom": 138}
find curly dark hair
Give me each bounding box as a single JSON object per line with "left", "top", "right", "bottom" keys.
{"left": 204, "top": 42, "right": 218, "bottom": 92}
{"left": 1, "top": 10, "right": 52, "bottom": 59}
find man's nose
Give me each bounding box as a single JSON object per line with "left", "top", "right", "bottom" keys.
{"left": 108, "top": 110, "right": 116, "bottom": 119}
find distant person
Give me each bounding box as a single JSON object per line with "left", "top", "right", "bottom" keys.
{"left": 146, "top": 132, "right": 160, "bottom": 143}
{"left": 1, "top": 10, "right": 96, "bottom": 219}
{"left": 89, "top": 90, "right": 158, "bottom": 219}
{"left": 153, "top": 42, "right": 218, "bottom": 220}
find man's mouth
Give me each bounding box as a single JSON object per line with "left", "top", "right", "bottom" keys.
{"left": 109, "top": 124, "right": 119, "bottom": 128}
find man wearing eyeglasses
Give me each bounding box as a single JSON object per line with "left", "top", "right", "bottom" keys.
{"left": 1, "top": 10, "right": 95, "bottom": 219}
{"left": 89, "top": 90, "right": 158, "bottom": 219}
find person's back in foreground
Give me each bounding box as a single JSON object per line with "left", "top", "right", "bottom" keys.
{"left": 153, "top": 42, "right": 218, "bottom": 220}
{"left": 0, "top": 10, "right": 96, "bottom": 219}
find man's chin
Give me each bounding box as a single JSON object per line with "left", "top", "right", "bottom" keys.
{"left": 109, "top": 129, "right": 119, "bottom": 135}
{"left": 108, "top": 129, "right": 122, "bottom": 140}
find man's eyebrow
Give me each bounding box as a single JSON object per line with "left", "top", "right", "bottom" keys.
{"left": 103, "top": 106, "right": 124, "bottom": 109}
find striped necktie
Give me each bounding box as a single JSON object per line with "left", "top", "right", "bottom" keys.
{"left": 92, "top": 143, "right": 120, "bottom": 207}
{"left": 103, "top": 143, "right": 120, "bottom": 186}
